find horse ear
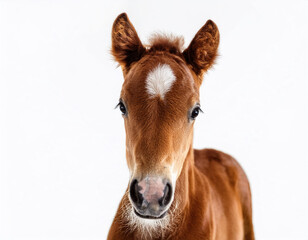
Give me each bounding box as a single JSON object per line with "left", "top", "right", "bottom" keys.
{"left": 111, "top": 13, "right": 146, "bottom": 74}
{"left": 183, "top": 20, "right": 220, "bottom": 83}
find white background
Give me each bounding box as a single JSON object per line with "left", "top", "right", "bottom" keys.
{"left": 0, "top": 0, "right": 307, "bottom": 239}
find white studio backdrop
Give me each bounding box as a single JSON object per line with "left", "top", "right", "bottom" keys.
{"left": 0, "top": 0, "right": 307, "bottom": 239}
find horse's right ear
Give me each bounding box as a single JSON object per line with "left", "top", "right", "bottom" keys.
{"left": 111, "top": 13, "right": 145, "bottom": 74}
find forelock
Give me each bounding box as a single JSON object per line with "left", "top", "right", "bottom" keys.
{"left": 147, "top": 33, "right": 184, "bottom": 55}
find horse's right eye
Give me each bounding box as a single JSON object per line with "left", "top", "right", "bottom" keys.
{"left": 117, "top": 101, "right": 127, "bottom": 115}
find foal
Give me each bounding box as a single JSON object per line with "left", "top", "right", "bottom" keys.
{"left": 108, "top": 13, "right": 254, "bottom": 240}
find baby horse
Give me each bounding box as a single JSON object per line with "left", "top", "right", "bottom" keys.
{"left": 108, "top": 13, "right": 255, "bottom": 240}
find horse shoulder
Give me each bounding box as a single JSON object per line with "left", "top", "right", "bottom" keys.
{"left": 193, "top": 148, "right": 252, "bottom": 240}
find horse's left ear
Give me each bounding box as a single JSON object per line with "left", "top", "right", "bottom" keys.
{"left": 112, "top": 13, "right": 146, "bottom": 75}
{"left": 183, "top": 20, "right": 220, "bottom": 84}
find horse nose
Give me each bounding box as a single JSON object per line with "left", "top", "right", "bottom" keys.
{"left": 129, "top": 177, "right": 172, "bottom": 216}
{"left": 129, "top": 179, "right": 144, "bottom": 208}
{"left": 159, "top": 182, "right": 172, "bottom": 207}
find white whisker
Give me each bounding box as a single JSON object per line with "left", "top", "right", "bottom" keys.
{"left": 119, "top": 193, "right": 181, "bottom": 239}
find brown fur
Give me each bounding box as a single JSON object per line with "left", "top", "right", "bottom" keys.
{"left": 108, "top": 13, "right": 254, "bottom": 240}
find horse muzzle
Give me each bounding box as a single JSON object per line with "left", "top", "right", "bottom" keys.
{"left": 129, "top": 176, "right": 173, "bottom": 219}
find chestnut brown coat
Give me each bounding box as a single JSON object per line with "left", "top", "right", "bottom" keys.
{"left": 108, "top": 13, "right": 254, "bottom": 240}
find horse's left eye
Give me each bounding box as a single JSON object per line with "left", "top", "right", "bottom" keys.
{"left": 190, "top": 106, "right": 202, "bottom": 120}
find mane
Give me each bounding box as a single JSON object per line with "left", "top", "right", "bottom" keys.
{"left": 146, "top": 33, "right": 185, "bottom": 55}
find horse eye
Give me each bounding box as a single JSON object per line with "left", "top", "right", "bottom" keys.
{"left": 117, "top": 101, "right": 127, "bottom": 115}
{"left": 190, "top": 106, "right": 202, "bottom": 120}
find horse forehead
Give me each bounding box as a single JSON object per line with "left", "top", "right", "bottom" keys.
{"left": 124, "top": 60, "right": 194, "bottom": 100}
{"left": 145, "top": 63, "right": 176, "bottom": 99}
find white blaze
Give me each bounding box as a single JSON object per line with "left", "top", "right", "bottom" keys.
{"left": 145, "top": 64, "right": 176, "bottom": 99}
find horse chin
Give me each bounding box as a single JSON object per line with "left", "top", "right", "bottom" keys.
{"left": 127, "top": 207, "right": 170, "bottom": 238}
{"left": 123, "top": 197, "right": 180, "bottom": 239}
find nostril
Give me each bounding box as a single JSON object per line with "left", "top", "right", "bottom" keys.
{"left": 159, "top": 182, "right": 172, "bottom": 207}
{"left": 129, "top": 179, "right": 143, "bottom": 207}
